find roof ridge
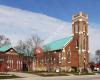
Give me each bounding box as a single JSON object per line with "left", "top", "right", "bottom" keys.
{"left": 43, "top": 35, "right": 73, "bottom": 51}
{"left": 44, "top": 35, "right": 73, "bottom": 46}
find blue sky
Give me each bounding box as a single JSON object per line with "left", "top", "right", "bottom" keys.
{"left": 0, "top": 0, "right": 100, "bottom": 24}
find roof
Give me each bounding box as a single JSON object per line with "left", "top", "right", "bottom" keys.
{"left": 0, "top": 44, "right": 33, "bottom": 57}
{"left": 0, "top": 44, "right": 12, "bottom": 52}
{"left": 43, "top": 36, "right": 73, "bottom": 52}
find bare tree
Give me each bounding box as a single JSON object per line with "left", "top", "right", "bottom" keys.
{"left": 15, "top": 34, "right": 43, "bottom": 71}
{"left": 15, "top": 40, "right": 26, "bottom": 54}
{"left": 0, "top": 35, "right": 11, "bottom": 47}
{"left": 15, "top": 34, "right": 43, "bottom": 56}
{"left": 31, "top": 34, "right": 42, "bottom": 48}
{"left": 15, "top": 40, "right": 33, "bottom": 56}
{"left": 96, "top": 50, "right": 100, "bottom": 63}
{"left": 25, "top": 39, "right": 35, "bottom": 56}
{"left": 43, "top": 46, "right": 53, "bottom": 72}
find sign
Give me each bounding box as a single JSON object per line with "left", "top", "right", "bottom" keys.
{"left": 56, "top": 68, "right": 60, "bottom": 73}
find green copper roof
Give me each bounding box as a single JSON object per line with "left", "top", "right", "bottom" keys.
{"left": 0, "top": 44, "right": 12, "bottom": 52}
{"left": 43, "top": 36, "right": 73, "bottom": 52}
{"left": 0, "top": 44, "right": 33, "bottom": 57}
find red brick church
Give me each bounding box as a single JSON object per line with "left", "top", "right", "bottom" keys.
{"left": 33, "top": 12, "right": 89, "bottom": 72}
{"left": 0, "top": 12, "right": 89, "bottom": 72}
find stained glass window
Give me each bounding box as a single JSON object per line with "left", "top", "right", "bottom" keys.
{"left": 67, "top": 49, "right": 71, "bottom": 63}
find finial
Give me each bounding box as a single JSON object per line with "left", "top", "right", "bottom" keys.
{"left": 80, "top": 11, "right": 82, "bottom": 16}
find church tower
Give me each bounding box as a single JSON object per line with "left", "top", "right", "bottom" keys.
{"left": 72, "top": 12, "right": 89, "bottom": 69}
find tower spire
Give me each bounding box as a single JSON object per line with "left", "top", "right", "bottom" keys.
{"left": 72, "top": 12, "right": 89, "bottom": 70}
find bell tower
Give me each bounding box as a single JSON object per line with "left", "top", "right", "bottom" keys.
{"left": 72, "top": 12, "right": 89, "bottom": 70}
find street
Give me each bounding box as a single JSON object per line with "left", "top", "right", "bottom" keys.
{"left": 7, "top": 72, "right": 100, "bottom": 80}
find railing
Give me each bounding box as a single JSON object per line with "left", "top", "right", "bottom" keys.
{"left": 73, "top": 12, "right": 87, "bottom": 19}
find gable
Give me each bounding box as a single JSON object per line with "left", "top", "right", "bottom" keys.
{"left": 0, "top": 44, "right": 18, "bottom": 55}
{"left": 5, "top": 48, "right": 18, "bottom": 55}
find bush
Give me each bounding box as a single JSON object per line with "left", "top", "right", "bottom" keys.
{"left": 82, "top": 68, "right": 88, "bottom": 73}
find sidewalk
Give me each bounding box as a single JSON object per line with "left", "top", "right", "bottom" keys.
{"left": 6, "top": 72, "right": 100, "bottom": 80}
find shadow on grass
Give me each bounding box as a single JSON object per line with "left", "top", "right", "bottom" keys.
{"left": 36, "top": 73, "right": 69, "bottom": 77}
{"left": 74, "top": 72, "right": 95, "bottom": 75}
{"left": 23, "top": 71, "right": 69, "bottom": 77}
{"left": 0, "top": 74, "right": 23, "bottom": 79}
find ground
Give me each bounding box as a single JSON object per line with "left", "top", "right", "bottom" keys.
{"left": 5, "top": 72, "right": 100, "bottom": 80}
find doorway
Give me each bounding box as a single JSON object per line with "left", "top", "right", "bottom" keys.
{"left": 22, "top": 63, "right": 28, "bottom": 71}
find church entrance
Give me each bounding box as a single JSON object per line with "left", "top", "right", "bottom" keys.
{"left": 22, "top": 63, "right": 28, "bottom": 71}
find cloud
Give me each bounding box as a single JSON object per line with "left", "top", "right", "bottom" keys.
{"left": 89, "top": 25, "right": 100, "bottom": 58}
{"left": 0, "top": 5, "right": 67, "bottom": 45}
{"left": 0, "top": 5, "right": 99, "bottom": 61}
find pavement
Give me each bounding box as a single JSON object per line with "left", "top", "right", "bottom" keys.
{"left": 3, "top": 72, "right": 100, "bottom": 80}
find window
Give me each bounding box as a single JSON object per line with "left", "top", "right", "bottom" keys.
{"left": 84, "top": 37, "right": 87, "bottom": 50}
{"left": 83, "top": 25, "right": 86, "bottom": 32}
{"left": 83, "top": 36, "right": 87, "bottom": 50}
{"left": 54, "top": 58, "right": 56, "bottom": 61}
{"left": 67, "top": 49, "right": 71, "bottom": 63}
{"left": 83, "top": 22, "right": 86, "bottom": 32}
{"left": 85, "top": 38, "right": 87, "bottom": 50}
{"left": 59, "top": 53, "right": 61, "bottom": 63}
{"left": 40, "top": 58, "right": 43, "bottom": 64}
{"left": 76, "top": 40, "right": 79, "bottom": 48}
{"left": 75, "top": 24, "right": 79, "bottom": 33}
{"left": 61, "top": 48, "right": 66, "bottom": 60}
{"left": 83, "top": 38, "right": 85, "bottom": 49}
{"left": 10, "top": 49, "right": 13, "bottom": 52}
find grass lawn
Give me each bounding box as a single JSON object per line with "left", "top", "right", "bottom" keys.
{"left": 24, "top": 71, "right": 97, "bottom": 76}
{"left": 24, "top": 71, "right": 69, "bottom": 77}
{"left": 35, "top": 72, "right": 69, "bottom": 77}
{"left": 0, "top": 74, "right": 22, "bottom": 79}
{"left": 73, "top": 72, "right": 95, "bottom": 75}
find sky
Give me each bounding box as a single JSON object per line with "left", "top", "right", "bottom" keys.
{"left": 0, "top": 0, "right": 100, "bottom": 23}
{"left": 0, "top": 0, "right": 99, "bottom": 60}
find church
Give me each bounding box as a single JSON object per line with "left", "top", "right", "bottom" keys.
{"left": 0, "top": 12, "right": 89, "bottom": 72}
{"left": 33, "top": 12, "right": 89, "bottom": 72}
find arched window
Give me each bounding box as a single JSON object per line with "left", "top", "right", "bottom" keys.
{"left": 82, "top": 37, "right": 85, "bottom": 50}
{"left": 83, "top": 36, "right": 86, "bottom": 50}
{"left": 83, "top": 22, "right": 87, "bottom": 32}
{"left": 76, "top": 40, "right": 79, "bottom": 48}
{"left": 85, "top": 38, "right": 87, "bottom": 50}
{"left": 75, "top": 24, "right": 79, "bottom": 33}
{"left": 67, "top": 49, "right": 71, "bottom": 63}
{"left": 83, "top": 25, "right": 86, "bottom": 32}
